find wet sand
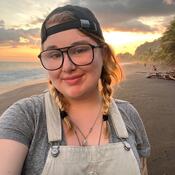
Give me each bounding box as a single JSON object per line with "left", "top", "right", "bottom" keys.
{"left": 0, "top": 63, "right": 175, "bottom": 175}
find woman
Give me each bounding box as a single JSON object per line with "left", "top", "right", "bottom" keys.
{"left": 0, "top": 5, "right": 150, "bottom": 175}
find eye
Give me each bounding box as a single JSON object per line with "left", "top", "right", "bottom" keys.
{"left": 46, "top": 50, "right": 62, "bottom": 59}
{"left": 70, "top": 45, "right": 91, "bottom": 55}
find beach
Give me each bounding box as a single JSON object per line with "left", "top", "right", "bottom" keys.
{"left": 0, "top": 62, "right": 175, "bottom": 175}
{"left": 115, "top": 63, "right": 175, "bottom": 175}
{"left": 0, "top": 61, "right": 47, "bottom": 95}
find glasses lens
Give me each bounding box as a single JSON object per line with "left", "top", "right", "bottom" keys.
{"left": 40, "top": 50, "right": 62, "bottom": 70}
{"left": 68, "top": 44, "right": 93, "bottom": 65}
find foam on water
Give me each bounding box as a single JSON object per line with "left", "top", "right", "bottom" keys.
{"left": 0, "top": 61, "right": 47, "bottom": 94}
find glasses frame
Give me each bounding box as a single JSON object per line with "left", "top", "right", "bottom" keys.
{"left": 38, "top": 43, "right": 103, "bottom": 71}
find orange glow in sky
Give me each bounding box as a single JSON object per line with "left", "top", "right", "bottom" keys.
{"left": 103, "top": 31, "right": 162, "bottom": 54}
{"left": 0, "top": 46, "right": 40, "bottom": 62}
{"left": 0, "top": 31, "right": 162, "bottom": 62}
{"left": 0, "top": 1, "right": 174, "bottom": 62}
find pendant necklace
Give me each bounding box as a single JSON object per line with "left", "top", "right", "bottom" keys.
{"left": 73, "top": 114, "right": 108, "bottom": 146}
{"left": 69, "top": 105, "right": 102, "bottom": 146}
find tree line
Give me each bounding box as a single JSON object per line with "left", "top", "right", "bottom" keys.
{"left": 118, "top": 17, "right": 175, "bottom": 65}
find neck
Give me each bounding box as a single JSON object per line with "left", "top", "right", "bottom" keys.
{"left": 66, "top": 90, "right": 103, "bottom": 123}
{"left": 68, "top": 88, "right": 101, "bottom": 108}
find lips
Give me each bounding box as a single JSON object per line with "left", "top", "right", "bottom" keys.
{"left": 62, "top": 74, "right": 84, "bottom": 85}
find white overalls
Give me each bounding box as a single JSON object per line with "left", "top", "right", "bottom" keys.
{"left": 42, "top": 92, "right": 141, "bottom": 175}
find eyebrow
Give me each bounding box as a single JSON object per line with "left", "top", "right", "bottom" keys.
{"left": 45, "top": 40, "right": 93, "bottom": 50}
{"left": 71, "top": 40, "right": 92, "bottom": 46}
{"left": 45, "top": 45, "right": 58, "bottom": 50}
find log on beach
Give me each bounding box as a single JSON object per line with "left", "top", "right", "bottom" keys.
{"left": 146, "top": 70, "right": 175, "bottom": 80}
{"left": 0, "top": 63, "right": 175, "bottom": 175}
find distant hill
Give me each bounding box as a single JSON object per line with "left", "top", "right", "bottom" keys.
{"left": 134, "top": 39, "right": 161, "bottom": 62}
{"left": 133, "top": 17, "right": 175, "bottom": 65}
{"left": 117, "top": 33, "right": 174, "bottom": 65}
{"left": 116, "top": 40, "right": 161, "bottom": 63}
{"left": 117, "top": 52, "right": 133, "bottom": 62}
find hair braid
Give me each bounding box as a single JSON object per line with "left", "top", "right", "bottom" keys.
{"left": 101, "top": 67, "right": 112, "bottom": 115}
{"left": 48, "top": 80, "right": 73, "bottom": 131}
{"left": 100, "top": 45, "right": 123, "bottom": 115}
{"left": 48, "top": 80, "right": 64, "bottom": 110}
{"left": 100, "top": 45, "right": 123, "bottom": 138}
{"left": 48, "top": 80, "right": 70, "bottom": 112}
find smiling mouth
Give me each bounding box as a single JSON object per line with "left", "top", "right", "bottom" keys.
{"left": 62, "top": 75, "right": 83, "bottom": 85}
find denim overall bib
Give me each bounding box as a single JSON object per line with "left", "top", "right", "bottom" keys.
{"left": 42, "top": 92, "right": 141, "bottom": 175}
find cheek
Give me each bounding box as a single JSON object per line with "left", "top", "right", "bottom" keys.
{"left": 86, "top": 58, "right": 103, "bottom": 82}
{"left": 93, "top": 53, "right": 103, "bottom": 74}
{"left": 48, "top": 71, "right": 63, "bottom": 92}
{"left": 48, "top": 70, "right": 61, "bottom": 82}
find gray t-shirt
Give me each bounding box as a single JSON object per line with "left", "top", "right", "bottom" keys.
{"left": 0, "top": 93, "right": 150, "bottom": 175}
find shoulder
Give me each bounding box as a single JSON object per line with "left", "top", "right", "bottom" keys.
{"left": 0, "top": 93, "right": 45, "bottom": 146}
{"left": 114, "top": 99, "right": 140, "bottom": 121}
{"left": 15, "top": 93, "right": 44, "bottom": 109}
{"left": 113, "top": 98, "right": 151, "bottom": 157}
{"left": 1, "top": 93, "right": 45, "bottom": 117}
{"left": 113, "top": 98, "right": 142, "bottom": 130}
{"left": 5, "top": 93, "right": 45, "bottom": 117}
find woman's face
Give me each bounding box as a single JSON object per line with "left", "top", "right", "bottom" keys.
{"left": 43, "top": 29, "right": 103, "bottom": 100}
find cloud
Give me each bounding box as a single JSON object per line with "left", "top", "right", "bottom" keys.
{"left": 67, "top": 0, "right": 175, "bottom": 32}
{"left": 0, "top": 0, "right": 175, "bottom": 48}
{"left": 1, "top": 0, "right": 175, "bottom": 34}
{"left": 0, "top": 24, "right": 40, "bottom": 47}
{"left": 163, "top": 0, "right": 175, "bottom": 5}
{"left": 109, "top": 19, "right": 157, "bottom": 32}
{"left": 30, "top": 17, "right": 45, "bottom": 25}
{"left": 0, "top": 20, "right": 5, "bottom": 28}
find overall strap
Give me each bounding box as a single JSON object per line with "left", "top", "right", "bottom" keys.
{"left": 44, "top": 91, "right": 62, "bottom": 142}
{"left": 109, "top": 98, "right": 128, "bottom": 139}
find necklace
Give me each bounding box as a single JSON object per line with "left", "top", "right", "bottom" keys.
{"left": 69, "top": 106, "right": 102, "bottom": 146}
{"left": 73, "top": 118, "right": 104, "bottom": 146}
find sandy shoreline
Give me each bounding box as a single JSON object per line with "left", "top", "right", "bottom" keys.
{"left": 0, "top": 78, "right": 47, "bottom": 95}
{"left": 0, "top": 63, "right": 175, "bottom": 174}
{"left": 0, "top": 62, "right": 136, "bottom": 95}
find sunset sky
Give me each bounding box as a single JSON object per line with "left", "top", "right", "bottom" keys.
{"left": 0, "top": 0, "right": 175, "bottom": 62}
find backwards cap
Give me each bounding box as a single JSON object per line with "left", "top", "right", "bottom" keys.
{"left": 41, "top": 5, "right": 104, "bottom": 43}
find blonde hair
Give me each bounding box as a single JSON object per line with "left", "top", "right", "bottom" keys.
{"left": 44, "top": 11, "right": 123, "bottom": 134}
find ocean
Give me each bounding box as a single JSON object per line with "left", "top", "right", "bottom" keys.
{"left": 0, "top": 61, "right": 134, "bottom": 94}
{"left": 0, "top": 61, "right": 47, "bottom": 94}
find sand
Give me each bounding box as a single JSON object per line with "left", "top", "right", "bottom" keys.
{"left": 115, "top": 63, "right": 175, "bottom": 175}
{"left": 0, "top": 62, "right": 175, "bottom": 175}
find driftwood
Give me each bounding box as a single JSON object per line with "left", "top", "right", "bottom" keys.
{"left": 147, "top": 70, "right": 175, "bottom": 81}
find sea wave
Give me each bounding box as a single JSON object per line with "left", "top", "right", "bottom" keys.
{"left": 0, "top": 61, "right": 47, "bottom": 85}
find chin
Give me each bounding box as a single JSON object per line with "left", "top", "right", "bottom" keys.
{"left": 65, "top": 91, "right": 85, "bottom": 100}
{"left": 58, "top": 81, "right": 98, "bottom": 100}
{"left": 62, "top": 86, "right": 89, "bottom": 99}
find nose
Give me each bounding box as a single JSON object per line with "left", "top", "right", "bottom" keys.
{"left": 62, "top": 52, "right": 76, "bottom": 72}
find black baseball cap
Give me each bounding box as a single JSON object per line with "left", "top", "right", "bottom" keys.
{"left": 41, "top": 5, "right": 104, "bottom": 43}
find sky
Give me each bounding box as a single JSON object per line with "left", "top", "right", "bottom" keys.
{"left": 0, "top": 0, "right": 175, "bottom": 62}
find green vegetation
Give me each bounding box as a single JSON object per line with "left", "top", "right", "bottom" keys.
{"left": 130, "top": 17, "right": 175, "bottom": 65}
{"left": 134, "top": 39, "right": 161, "bottom": 63}
{"left": 160, "top": 17, "right": 175, "bottom": 64}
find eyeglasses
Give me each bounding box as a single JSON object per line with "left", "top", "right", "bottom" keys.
{"left": 38, "top": 44, "right": 102, "bottom": 71}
